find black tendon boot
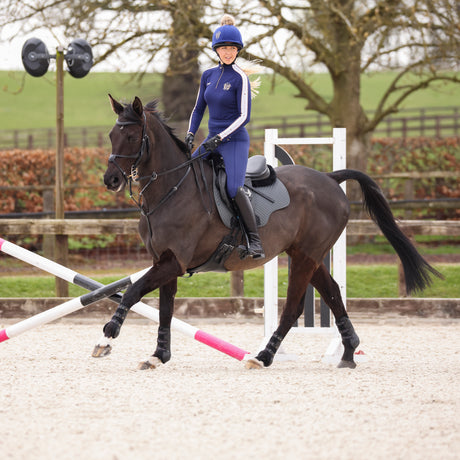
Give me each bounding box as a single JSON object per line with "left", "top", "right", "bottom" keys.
{"left": 153, "top": 326, "right": 171, "bottom": 364}
{"left": 233, "top": 187, "right": 265, "bottom": 259}
{"left": 255, "top": 332, "right": 283, "bottom": 367}
{"left": 103, "top": 303, "right": 130, "bottom": 338}
{"left": 336, "top": 315, "right": 360, "bottom": 368}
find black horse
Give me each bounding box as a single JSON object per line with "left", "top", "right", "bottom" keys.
{"left": 96, "top": 95, "right": 441, "bottom": 370}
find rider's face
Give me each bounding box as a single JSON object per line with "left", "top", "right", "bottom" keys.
{"left": 216, "top": 46, "right": 238, "bottom": 65}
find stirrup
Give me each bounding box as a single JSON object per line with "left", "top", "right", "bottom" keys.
{"left": 237, "top": 235, "right": 265, "bottom": 260}
{"left": 251, "top": 250, "right": 265, "bottom": 259}
{"left": 248, "top": 244, "right": 265, "bottom": 259}
{"left": 238, "top": 246, "right": 265, "bottom": 260}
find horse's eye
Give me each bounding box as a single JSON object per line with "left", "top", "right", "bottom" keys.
{"left": 127, "top": 135, "right": 138, "bottom": 143}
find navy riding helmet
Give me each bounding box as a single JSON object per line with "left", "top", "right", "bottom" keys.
{"left": 212, "top": 24, "right": 244, "bottom": 51}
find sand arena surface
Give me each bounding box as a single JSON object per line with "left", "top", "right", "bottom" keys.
{"left": 0, "top": 315, "right": 458, "bottom": 460}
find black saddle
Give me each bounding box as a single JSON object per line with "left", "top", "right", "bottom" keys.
{"left": 246, "top": 155, "right": 273, "bottom": 183}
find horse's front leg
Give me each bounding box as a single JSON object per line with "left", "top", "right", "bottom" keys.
{"left": 138, "top": 279, "right": 177, "bottom": 370}
{"left": 103, "top": 250, "right": 183, "bottom": 341}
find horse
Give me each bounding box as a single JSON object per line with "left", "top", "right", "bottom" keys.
{"left": 96, "top": 94, "right": 442, "bottom": 370}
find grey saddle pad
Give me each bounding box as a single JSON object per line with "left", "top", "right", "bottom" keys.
{"left": 213, "top": 164, "right": 290, "bottom": 229}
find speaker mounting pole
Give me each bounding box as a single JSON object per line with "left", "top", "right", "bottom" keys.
{"left": 21, "top": 38, "right": 93, "bottom": 297}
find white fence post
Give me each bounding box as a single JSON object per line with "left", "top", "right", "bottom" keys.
{"left": 262, "top": 128, "right": 350, "bottom": 362}
{"left": 263, "top": 129, "right": 279, "bottom": 339}
{"left": 332, "top": 128, "right": 347, "bottom": 306}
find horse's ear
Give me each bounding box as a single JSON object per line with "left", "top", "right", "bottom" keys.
{"left": 109, "top": 94, "right": 124, "bottom": 115}
{"left": 133, "top": 97, "right": 143, "bottom": 117}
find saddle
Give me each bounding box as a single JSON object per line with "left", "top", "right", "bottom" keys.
{"left": 213, "top": 155, "right": 290, "bottom": 228}
{"left": 187, "top": 155, "right": 290, "bottom": 275}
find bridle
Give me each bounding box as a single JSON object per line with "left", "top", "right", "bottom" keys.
{"left": 108, "top": 112, "right": 150, "bottom": 184}
{"left": 108, "top": 111, "right": 213, "bottom": 241}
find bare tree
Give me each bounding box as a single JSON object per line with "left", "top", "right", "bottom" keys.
{"left": 237, "top": 0, "right": 459, "bottom": 178}
{"left": 2, "top": 0, "right": 458, "bottom": 172}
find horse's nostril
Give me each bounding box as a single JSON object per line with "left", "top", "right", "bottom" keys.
{"left": 104, "top": 172, "right": 121, "bottom": 190}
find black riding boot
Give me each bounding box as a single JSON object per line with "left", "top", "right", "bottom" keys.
{"left": 234, "top": 187, "right": 265, "bottom": 259}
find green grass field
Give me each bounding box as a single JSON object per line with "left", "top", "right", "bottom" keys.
{"left": 349, "top": 235, "right": 460, "bottom": 257}
{"left": 1, "top": 70, "right": 459, "bottom": 129}
{"left": 0, "top": 263, "right": 457, "bottom": 298}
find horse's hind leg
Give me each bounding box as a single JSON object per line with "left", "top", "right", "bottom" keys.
{"left": 138, "top": 279, "right": 177, "bottom": 370}
{"left": 311, "top": 263, "right": 360, "bottom": 368}
{"left": 249, "top": 257, "right": 316, "bottom": 368}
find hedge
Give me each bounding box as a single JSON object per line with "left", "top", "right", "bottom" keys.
{"left": 1, "top": 137, "right": 459, "bottom": 220}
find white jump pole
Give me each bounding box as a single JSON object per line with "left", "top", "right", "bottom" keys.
{"left": 321, "top": 128, "right": 349, "bottom": 363}
{"left": 0, "top": 237, "right": 250, "bottom": 361}
{"left": 0, "top": 267, "right": 150, "bottom": 342}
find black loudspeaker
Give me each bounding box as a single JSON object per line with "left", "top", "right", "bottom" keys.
{"left": 21, "top": 38, "right": 50, "bottom": 77}
{"left": 65, "top": 39, "right": 93, "bottom": 78}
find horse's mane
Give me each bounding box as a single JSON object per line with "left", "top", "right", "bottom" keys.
{"left": 122, "top": 99, "right": 188, "bottom": 154}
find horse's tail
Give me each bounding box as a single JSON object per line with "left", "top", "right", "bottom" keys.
{"left": 328, "top": 169, "right": 443, "bottom": 294}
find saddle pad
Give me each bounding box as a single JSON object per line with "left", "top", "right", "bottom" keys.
{"left": 214, "top": 174, "right": 290, "bottom": 229}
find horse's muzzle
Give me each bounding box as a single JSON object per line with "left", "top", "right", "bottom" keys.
{"left": 103, "top": 168, "right": 125, "bottom": 192}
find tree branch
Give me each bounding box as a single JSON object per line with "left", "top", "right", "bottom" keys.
{"left": 244, "top": 49, "right": 330, "bottom": 115}
{"left": 368, "top": 69, "right": 460, "bottom": 132}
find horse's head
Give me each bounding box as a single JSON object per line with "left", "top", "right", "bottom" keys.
{"left": 104, "top": 94, "right": 149, "bottom": 192}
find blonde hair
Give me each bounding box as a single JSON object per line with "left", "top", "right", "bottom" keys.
{"left": 220, "top": 14, "right": 236, "bottom": 26}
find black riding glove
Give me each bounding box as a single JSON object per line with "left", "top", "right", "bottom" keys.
{"left": 185, "top": 132, "right": 194, "bottom": 152}
{"left": 203, "top": 135, "right": 222, "bottom": 152}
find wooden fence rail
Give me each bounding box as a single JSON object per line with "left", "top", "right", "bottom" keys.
{"left": 1, "top": 171, "right": 459, "bottom": 220}
{"left": 0, "top": 170, "right": 458, "bottom": 192}
{"left": 0, "top": 218, "right": 457, "bottom": 239}
{"left": 1, "top": 107, "right": 458, "bottom": 149}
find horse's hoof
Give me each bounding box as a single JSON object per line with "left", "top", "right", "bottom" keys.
{"left": 337, "top": 360, "right": 357, "bottom": 369}
{"left": 91, "top": 344, "right": 112, "bottom": 358}
{"left": 245, "top": 358, "right": 264, "bottom": 370}
{"left": 138, "top": 356, "right": 162, "bottom": 370}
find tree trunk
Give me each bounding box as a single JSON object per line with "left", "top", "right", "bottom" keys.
{"left": 329, "top": 54, "right": 371, "bottom": 209}
{"left": 161, "top": 0, "right": 203, "bottom": 133}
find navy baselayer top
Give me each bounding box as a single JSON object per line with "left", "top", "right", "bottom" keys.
{"left": 188, "top": 63, "right": 251, "bottom": 140}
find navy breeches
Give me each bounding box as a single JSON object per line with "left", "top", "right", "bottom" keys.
{"left": 193, "top": 130, "right": 249, "bottom": 198}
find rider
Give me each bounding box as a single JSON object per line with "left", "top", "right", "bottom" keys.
{"left": 185, "top": 14, "right": 265, "bottom": 260}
